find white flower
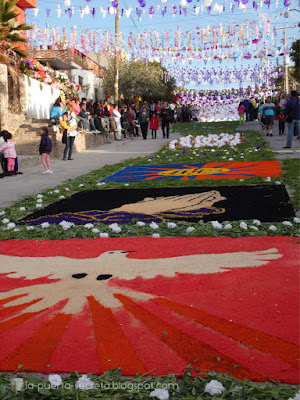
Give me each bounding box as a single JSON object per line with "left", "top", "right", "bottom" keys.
{"left": 41, "top": 222, "right": 50, "bottom": 228}
{"left": 211, "top": 221, "right": 222, "bottom": 229}
{"left": 150, "top": 222, "right": 159, "bottom": 229}
{"left": 36, "top": 198, "right": 43, "bottom": 203}
{"left": 11, "top": 377, "right": 24, "bottom": 393}
{"left": 167, "top": 222, "right": 177, "bottom": 229}
{"left": 152, "top": 233, "right": 160, "bottom": 238}
{"left": 275, "top": 181, "right": 282, "bottom": 185}
{"left": 75, "top": 375, "right": 95, "bottom": 390}
{"left": 150, "top": 388, "right": 169, "bottom": 400}
{"left": 253, "top": 219, "right": 261, "bottom": 225}
{"left": 0, "top": 211, "right": 5, "bottom": 216}
{"left": 54, "top": 189, "right": 60, "bottom": 193}
{"left": 37, "top": 194, "right": 43, "bottom": 198}
{"left": 204, "top": 380, "right": 225, "bottom": 396}
{"left": 265, "top": 177, "right": 271, "bottom": 182}
{"left": 269, "top": 225, "right": 277, "bottom": 231}
{"left": 92, "top": 228, "right": 100, "bottom": 233}
{"left": 19, "top": 207, "right": 26, "bottom": 211}
{"left": 109, "top": 223, "right": 121, "bottom": 233}
{"left": 7, "top": 222, "right": 16, "bottom": 229}
{"left": 240, "top": 222, "right": 248, "bottom": 230}
{"left": 293, "top": 217, "right": 300, "bottom": 223}
{"left": 13, "top": 228, "right": 20, "bottom": 232}
{"left": 2, "top": 218, "right": 9, "bottom": 224}
{"left": 186, "top": 226, "right": 195, "bottom": 233}
{"left": 250, "top": 225, "right": 259, "bottom": 231}
{"left": 48, "top": 191, "right": 53, "bottom": 194}
{"left": 59, "top": 195, "right": 65, "bottom": 199}
{"left": 84, "top": 223, "right": 94, "bottom": 228}
{"left": 291, "top": 389, "right": 300, "bottom": 400}
{"left": 78, "top": 184, "right": 84, "bottom": 187}
{"left": 48, "top": 374, "right": 62, "bottom": 387}
{"left": 124, "top": 183, "right": 129, "bottom": 186}
{"left": 64, "top": 187, "right": 70, "bottom": 191}
{"left": 136, "top": 221, "right": 145, "bottom": 227}
{"left": 59, "top": 221, "right": 74, "bottom": 230}
{"left": 224, "top": 223, "right": 232, "bottom": 229}
{"left": 26, "top": 226, "right": 34, "bottom": 230}
{"left": 239, "top": 179, "right": 244, "bottom": 182}
{"left": 36, "top": 204, "right": 42, "bottom": 208}
{"left": 100, "top": 232, "right": 109, "bottom": 238}
{"left": 282, "top": 221, "right": 292, "bottom": 226}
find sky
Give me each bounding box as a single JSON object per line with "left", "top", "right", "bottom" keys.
{"left": 24, "top": 0, "right": 300, "bottom": 89}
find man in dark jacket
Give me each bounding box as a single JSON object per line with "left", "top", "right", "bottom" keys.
{"left": 39, "top": 127, "right": 53, "bottom": 174}
{"left": 160, "top": 101, "right": 172, "bottom": 139}
{"left": 284, "top": 91, "right": 300, "bottom": 148}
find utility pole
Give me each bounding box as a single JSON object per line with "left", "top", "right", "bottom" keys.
{"left": 274, "top": 24, "right": 296, "bottom": 93}
{"left": 114, "top": 2, "right": 119, "bottom": 105}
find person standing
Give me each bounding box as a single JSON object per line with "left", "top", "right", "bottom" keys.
{"left": 0, "top": 132, "right": 17, "bottom": 176}
{"left": 284, "top": 91, "right": 300, "bottom": 149}
{"left": 140, "top": 106, "right": 150, "bottom": 140}
{"left": 60, "top": 113, "right": 77, "bottom": 160}
{"left": 150, "top": 112, "right": 159, "bottom": 139}
{"left": 39, "top": 127, "right": 53, "bottom": 174}
{"left": 160, "top": 101, "right": 172, "bottom": 139}
{"left": 238, "top": 102, "right": 246, "bottom": 125}
{"left": 262, "top": 96, "right": 276, "bottom": 137}
{"left": 113, "top": 105, "right": 122, "bottom": 140}
{"left": 277, "top": 110, "right": 286, "bottom": 136}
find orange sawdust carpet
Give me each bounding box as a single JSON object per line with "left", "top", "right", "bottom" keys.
{"left": 0, "top": 237, "right": 298, "bottom": 383}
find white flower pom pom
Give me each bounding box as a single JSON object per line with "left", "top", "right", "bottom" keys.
{"left": 65, "top": 187, "right": 70, "bottom": 191}
{"left": 78, "top": 184, "right": 84, "bottom": 187}
{"left": 36, "top": 204, "right": 42, "bottom": 208}
{"left": 293, "top": 217, "right": 300, "bottom": 223}
{"left": 211, "top": 221, "right": 222, "bottom": 229}
{"left": 19, "top": 207, "right": 26, "bottom": 211}
{"left": 152, "top": 233, "right": 160, "bottom": 238}
{"left": 269, "top": 225, "right": 277, "bottom": 231}
{"left": 84, "top": 223, "right": 94, "bottom": 229}
{"left": 54, "top": 189, "right": 60, "bottom": 193}
{"left": 240, "top": 222, "right": 248, "bottom": 230}
{"left": 224, "top": 223, "right": 232, "bottom": 229}
{"left": 282, "top": 221, "right": 293, "bottom": 226}
{"left": 36, "top": 198, "right": 43, "bottom": 203}
{"left": 109, "top": 223, "right": 121, "bottom": 233}
{"left": 265, "top": 177, "right": 271, "bottom": 182}
{"left": 250, "top": 226, "right": 259, "bottom": 231}
{"left": 59, "top": 221, "right": 74, "bottom": 230}
{"left": 137, "top": 221, "right": 145, "bottom": 227}
{"left": 92, "top": 228, "right": 100, "bottom": 233}
{"left": 150, "top": 388, "right": 169, "bottom": 400}
{"left": 275, "top": 181, "right": 282, "bottom": 185}
{"left": 2, "top": 218, "right": 9, "bottom": 224}
{"left": 186, "top": 226, "right": 195, "bottom": 234}
{"left": 75, "top": 375, "right": 95, "bottom": 390}
{"left": 167, "top": 222, "right": 177, "bottom": 229}
{"left": 253, "top": 219, "right": 261, "bottom": 225}
{"left": 0, "top": 211, "right": 5, "bottom": 216}
{"left": 59, "top": 195, "right": 65, "bottom": 199}
{"left": 204, "top": 380, "right": 225, "bottom": 396}
{"left": 26, "top": 226, "right": 34, "bottom": 230}
{"left": 150, "top": 221, "right": 159, "bottom": 229}
{"left": 41, "top": 222, "right": 50, "bottom": 228}
{"left": 7, "top": 222, "right": 16, "bottom": 229}
{"left": 37, "top": 194, "right": 43, "bottom": 198}
{"left": 100, "top": 232, "right": 109, "bottom": 238}
{"left": 48, "top": 374, "right": 62, "bottom": 387}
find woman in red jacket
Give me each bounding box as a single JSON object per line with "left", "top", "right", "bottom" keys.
{"left": 150, "top": 112, "right": 159, "bottom": 139}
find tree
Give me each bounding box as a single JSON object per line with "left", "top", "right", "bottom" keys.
{"left": 290, "top": 39, "right": 300, "bottom": 82}
{"left": 0, "top": 0, "right": 32, "bottom": 58}
{"left": 103, "top": 59, "right": 176, "bottom": 102}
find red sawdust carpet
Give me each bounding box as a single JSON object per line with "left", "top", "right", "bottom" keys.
{"left": 0, "top": 237, "right": 298, "bottom": 383}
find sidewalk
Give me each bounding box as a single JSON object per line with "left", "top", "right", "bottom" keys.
{"left": 0, "top": 131, "right": 180, "bottom": 208}
{"left": 239, "top": 120, "right": 300, "bottom": 160}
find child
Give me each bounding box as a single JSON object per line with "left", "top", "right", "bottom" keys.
{"left": 238, "top": 102, "right": 246, "bottom": 125}
{"left": 39, "top": 127, "right": 53, "bottom": 174}
{"left": 150, "top": 112, "right": 159, "bottom": 139}
{"left": 67, "top": 112, "right": 78, "bottom": 137}
{"left": 0, "top": 132, "right": 17, "bottom": 176}
{"left": 277, "top": 110, "right": 286, "bottom": 135}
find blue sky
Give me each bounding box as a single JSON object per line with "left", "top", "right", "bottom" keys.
{"left": 24, "top": 0, "right": 300, "bottom": 88}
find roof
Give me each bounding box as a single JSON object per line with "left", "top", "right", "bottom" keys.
{"left": 36, "top": 58, "right": 78, "bottom": 70}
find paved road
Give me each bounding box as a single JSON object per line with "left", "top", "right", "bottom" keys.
{"left": 239, "top": 120, "right": 300, "bottom": 160}
{"left": 0, "top": 132, "right": 180, "bottom": 208}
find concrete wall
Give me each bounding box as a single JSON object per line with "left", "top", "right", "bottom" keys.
{"left": 70, "top": 62, "right": 102, "bottom": 100}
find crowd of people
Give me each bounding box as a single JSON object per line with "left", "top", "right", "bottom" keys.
{"left": 238, "top": 91, "right": 300, "bottom": 148}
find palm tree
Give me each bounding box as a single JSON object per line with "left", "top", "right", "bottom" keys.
{"left": 0, "top": 0, "right": 32, "bottom": 58}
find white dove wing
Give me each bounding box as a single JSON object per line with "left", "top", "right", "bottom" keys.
{"left": 115, "top": 248, "right": 282, "bottom": 280}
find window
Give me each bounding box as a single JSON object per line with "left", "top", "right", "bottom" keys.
{"left": 78, "top": 76, "right": 83, "bottom": 86}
